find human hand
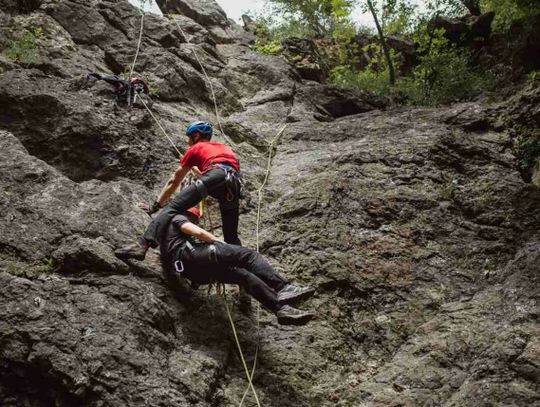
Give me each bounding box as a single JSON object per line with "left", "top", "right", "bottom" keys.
{"left": 138, "top": 201, "right": 160, "bottom": 215}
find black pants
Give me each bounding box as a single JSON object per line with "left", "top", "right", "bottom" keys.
{"left": 179, "top": 242, "right": 289, "bottom": 312}
{"left": 144, "top": 169, "right": 241, "bottom": 247}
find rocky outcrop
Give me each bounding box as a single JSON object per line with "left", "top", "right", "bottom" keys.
{"left": 510, "top": 13, "right": 540, "bottom": 73}
{"left": 281, "top": 38, "right": 326, "bottom": 83}
{"left": 432, "top": 12, "right": 495, "bottom": 46}
{"left": 1, "top": 1, "right": 539, "bottom": 406}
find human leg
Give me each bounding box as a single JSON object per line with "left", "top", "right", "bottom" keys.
{"left": 181, "top": 244, "right": 315, "bottom": 324}
{"left": 216, "top": 172, "right": 241, "bottom": 245}
{"left": 211, "top": 242, "right": 288, "bottom": 292}
{"left": 182, "top": 263, "right": 280, "bottom": 312}
{"left": 220, "top": 205, "right": 241, "bottom": 245}
{"left": 143, "top": 182, "right": 202, "bottom": 248}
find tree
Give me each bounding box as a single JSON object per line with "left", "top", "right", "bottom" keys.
{"left": 267, "top": 0, "right": 354, "bottom": 37}
{"left": 462, "top": 0, "right": 481, "bottom": 14}
{"left": 365, "top": 0, "right": 396, "bottom": 85}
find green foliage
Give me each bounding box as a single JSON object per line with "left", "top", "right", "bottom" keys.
{"left": 260, "top": 0, "right": 355, "bottom": 37}
{"left": 408, "top": 26, "right": 493, "bottom": 104}
{"left": 4, "top": 27, "right": 43, "bottom": 66}
{"left": 4, "top": 257, "right": 56, "bottom": 279}
{"left": 513, "top": 127, "right": 540, "bottom": 174}
{"left": 329, "top": 43, "right": 400, "bottom": 95}
{"left": 329, "top": 26, "right": 493, "bottom": 105}
{"left": 528, "top": 70, "right": 540, "bottom": 86}
{"left": 254, "top": 39, "right": 283, "bottom": 55}
{"left": 381, "top": 0, "right": 419, "bottom": 34}
{"left": 481, "top": 0, "right": 540, "bottom": 31}
{"left": 438, "top": 178, "right": 459, "bottom": 200}
{"left": 247, "top": 13, "right": 317, "bottom": 42}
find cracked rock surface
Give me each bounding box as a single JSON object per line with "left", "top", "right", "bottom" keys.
{"left": 0, "top": 1, "right": 539, "bottom": 406}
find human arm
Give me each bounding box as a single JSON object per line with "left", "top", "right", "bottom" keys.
{"left": 179, "top": 221, "right": 221, "bottom": 243}
{"left": 156, "top": 165, "right": 190, "bottom": 207}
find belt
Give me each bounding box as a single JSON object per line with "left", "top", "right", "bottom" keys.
{"left": 206, "top": 163, "right": 237, "bottom": 173}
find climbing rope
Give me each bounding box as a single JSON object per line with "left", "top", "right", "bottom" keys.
{"left": 171, "top": 16, "right": 232, "bottom": 145}
{"left": 221, "top": 292, "right": 262, "bottom": 407}
{"left": 129, "top": 11, "right": 145, "bottom": 78}
{"left": 239, "top": 124, "right": 287, "bottom": 407}
{"left": 139, "top": 95, "right": 182, "bottom": 157}
{"left": 127, "top": 9, "right": 288, "bottom": 405}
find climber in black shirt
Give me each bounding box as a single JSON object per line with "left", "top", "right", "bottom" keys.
{"left": 159, "top": 207, "right": 316, "bottom": 325}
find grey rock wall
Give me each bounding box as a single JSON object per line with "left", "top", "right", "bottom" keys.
{"left": 0, "top": 1, "right": 539, "bottom": 406}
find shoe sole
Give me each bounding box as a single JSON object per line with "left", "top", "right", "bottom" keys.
{"left": 277, "top": 312, "right": 315, "bottom": 326}
{"left": 114, "top": 252, "right": 146, "bottom": 261}
{"left": 278, "top": 288, "right": 316, "bottom": 305}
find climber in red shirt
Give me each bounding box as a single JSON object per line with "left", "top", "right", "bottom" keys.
{"left": 116, "top": 121, "right": 242, "bottom": 261}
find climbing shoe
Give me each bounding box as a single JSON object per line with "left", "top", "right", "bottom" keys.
{"left": 114, "top": 241, "right": 148, "bottom": 261}
{"left": 277, "top": 284, "right": 315, "bottom": 305}
{"left": 276, "top": 305, "right": 315, "bottom": 326}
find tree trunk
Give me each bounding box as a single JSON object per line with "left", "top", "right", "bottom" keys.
{"left": 462, "top": 0, "right": 481, "bottom": 15}
{"left": 366, "top": 0, "right": 395, "bottom": 85}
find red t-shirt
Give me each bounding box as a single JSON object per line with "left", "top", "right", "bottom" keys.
{"left": 180, "top": 142, "right": 240, "bottom": 173}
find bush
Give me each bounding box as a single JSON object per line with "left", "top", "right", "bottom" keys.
{"left": 4, "top": 27, "right": 43, "bottom": 66}
{"left": 481, "top": 0, "right": 540, "bottom": 31}
{"left": 513, "top": 127, "right": 540, "bottom": 177}
{"left": 329, "top": 43, "right": 399, "bottom": 95}
{"left": 329, "top": 27, "right": 493, "bottom": 106}
{"left": 254, "top": 39, "right": 283, "bottom": 55}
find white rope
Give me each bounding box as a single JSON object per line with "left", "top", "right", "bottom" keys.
{"left": 139, "top": 95, "right": 182, "bottom": 157}
{"left": 130, "top": 11, "right": 288, "bottom": 406}
{"left": 129, "top": 12, "right": 145, "bottom": 78}
{"left": 171, "top": 16, "right": 232, "bottom": 145}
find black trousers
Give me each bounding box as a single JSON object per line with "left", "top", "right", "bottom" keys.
{"left": 144, "top": 169, "right": 241, "bottom": 247}
{"left": 178, "top": 242, "right": 289, "bottom": 312}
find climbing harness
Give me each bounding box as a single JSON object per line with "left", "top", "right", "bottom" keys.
{"left": 85, "top": 11, "right": 147, "bottom": 108}
{"left": 194, "top": 179, "right": 209, "bottom": 198}
{"left": 86, "top": 73, "right": 149, "bottom": 107}
{"left": 208, "top": 244, "right": 218, "bottom": 263}
{"left": 174, "top": 260, "right": 184, "bottom": 274}
{"left": 206, "top": 163, "right": 243, "bottom": 202}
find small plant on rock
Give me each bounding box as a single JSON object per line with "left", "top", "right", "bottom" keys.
{"left": 254, "top": 39, "right": 283, "bottom": 55}
{"left": 438, "top": 177, "right": 459, "bottom": 201}
{"left": 4, "top": 27, "right": 44, "bottom": 66}
{"left": 513, "top": 127, "right": 540, "bottom": 179}
{"left": 527, "top": 70, "right": 540, "bottom": 87}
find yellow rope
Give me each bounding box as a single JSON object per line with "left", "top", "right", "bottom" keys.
{"left": 222, "top": 292, "right": 262, "bottom": 407}
{"left": 239, "top": 124, "right": 287, "bottom": 407}
{"left": 169, "top": 15, "right": 261, "bottom": 405}
{"left": 199, "top": 199, "right": 205, "bottom": 217}
{"left": 132, "top": 12, "right": 287, "bottom": 405}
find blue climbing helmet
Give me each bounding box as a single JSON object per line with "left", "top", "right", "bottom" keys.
{"left": 186, "top": 121, "right": 213, "bottom": 139}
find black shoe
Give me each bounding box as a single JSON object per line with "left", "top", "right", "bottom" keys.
{"left": 276, "top": 305, "right": 315, "bottom": 326}
{"left": 277, "top": 284, "right": 315, "bottom": 305}
{"left": 114, "top": 242, "right": 148, "bottom": 261}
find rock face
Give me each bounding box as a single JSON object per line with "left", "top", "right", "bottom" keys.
{"left": 1, "top": 1, "right": 539, "bottom": 406}
{"left": 432, "top": 12, "right": 495, "bottom": 46}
